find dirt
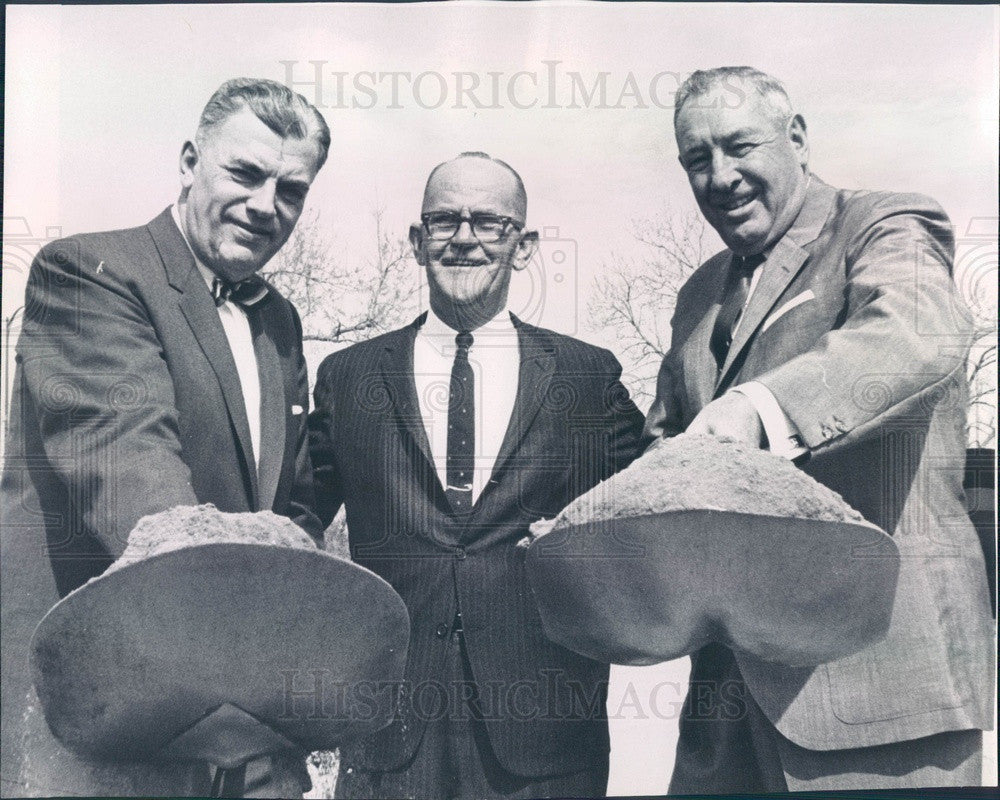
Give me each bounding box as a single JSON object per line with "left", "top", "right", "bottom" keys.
{"left": 534, "top": 434, "right": 865, "bottom": 536}
{"left": 107, "top": 504, "right": 317, "bottom": 573}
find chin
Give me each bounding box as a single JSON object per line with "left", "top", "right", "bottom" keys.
{"left": 218, "top": 249, "right": 269, "bottom": 279}
{"left": 441, "top": 276, "right": 488, "bottom": 299}
{"left": 720, "top": 226, "right": 766, "bottom": 255}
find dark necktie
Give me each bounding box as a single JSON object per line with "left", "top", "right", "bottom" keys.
{"left": 446, "top": 331, "right": 475, "bottom": 513}
{"left": 710, "top": 253, "right": 765, "bottom": 369}
{"left": 210, "top": 276, "right": 269, "bottom": 309}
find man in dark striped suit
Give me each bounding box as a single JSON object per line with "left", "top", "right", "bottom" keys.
{"left": 308, "top": 152, "right": 645, "bottom": 799}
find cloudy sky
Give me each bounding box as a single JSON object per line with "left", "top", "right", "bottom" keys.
{"left": 3, "top": 4, "right": 997, "bottom": 790}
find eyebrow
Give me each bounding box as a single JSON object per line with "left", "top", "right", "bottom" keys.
{"left": 680, "top": 128, "right": 765, "bottom": 159}
{"left": 719, "top": 128, "right": 765, "bottom": 143}
{"left": 425, "top": 210, "right": 508, "bottom": 217}
{"left": 228, "top": 157, "right": 264, "bottom": 173}
{"left": 228, "top": 158, "right": 311, "bottom": 191}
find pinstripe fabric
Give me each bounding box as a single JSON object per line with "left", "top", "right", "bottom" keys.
{"left": 334, "top": 629, "right": 608, "bottom": 799}
{"left": 308, "top": 313, "right": 645, "bottom": 780}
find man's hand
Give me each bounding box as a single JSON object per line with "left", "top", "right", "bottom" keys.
{"left": 686, "top": 392, "right": 765, "bottom": 447}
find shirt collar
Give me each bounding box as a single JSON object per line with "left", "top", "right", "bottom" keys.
{"left": 419, "top": 303, "right": 516, "bottom": 343}
{"left": 170, "top": 204, "right": 216, "bottom": 291}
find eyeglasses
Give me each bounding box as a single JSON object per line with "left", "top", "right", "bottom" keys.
{"left": 421, "top": 212, "right": 523, "bottom": 243}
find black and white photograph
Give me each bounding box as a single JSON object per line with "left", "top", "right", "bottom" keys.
{"left": 1, "top": 2, "right": 997, "bottom": 798}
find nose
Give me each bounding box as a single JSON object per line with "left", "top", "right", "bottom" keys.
{"left": 449, "top": 217, "right": 478, "bottom": 248}
{"left": 707, "top": 153, "right": 741, "bottom": 193}
{"left": 246, "top": 179, "right": 278, "bottom": 220}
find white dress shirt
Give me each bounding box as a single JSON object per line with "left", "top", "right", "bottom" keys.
{"left": 170, "top": 205, "right": 261, "bottom": 470}
{"left": 413, "top": 306, "right": 521, "bottom": 504}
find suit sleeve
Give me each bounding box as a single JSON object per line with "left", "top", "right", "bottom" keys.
{"left": 598, "top": 349, "right": 647, "bottom": 477}
{"left": 283, "top": 303, "right": 324, "bottom": 542}
{"left": 755, "top": 195, "right": 974, "bottom": 451}
{"left": 307, "top": 356, "right": 346, "bottom": 529}
{"left": 642, "top": 267, "right": 709, "bottom": 447}
{"left": 17, "top": 240, "right": 199, "bottom": 557}
{"left": 642, "top": 346, "right": 687, "bottom": 446}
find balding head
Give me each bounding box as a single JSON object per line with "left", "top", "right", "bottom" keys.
{"left": 422, "top": 152, "right": 527, "bottom": 222}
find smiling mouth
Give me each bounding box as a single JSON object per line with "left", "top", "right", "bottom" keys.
{"left": 231, "top": 221, "right": 272, "bottom": 238}
{"left": 441, "top": 259, "right": 487, "bottom": 267}
{"left": 713, "top": 194, "right": 756, "bottom": 213}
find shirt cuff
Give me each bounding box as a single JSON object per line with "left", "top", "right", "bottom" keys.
{"left": 730, "top": 382, "right": 808, "bottom": 461}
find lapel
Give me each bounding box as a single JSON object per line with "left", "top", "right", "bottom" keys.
{"left": 148, "top": 208, "right": 260, "bottom": 506}
{"left": 485, "top": 315, "right": 556, "bottom": 490}
{"left": 250, "top": 311, "right": 285, "bottom": 512}
{"left": 380, "top": 315, "right": 443, "bottom": 496}
{"left": 716, "top": 177, "right": 837, "bottom": 390}
{"left": 685, "top": 258, "right": 730, "bottom": 411}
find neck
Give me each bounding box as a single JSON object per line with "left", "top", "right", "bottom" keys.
{"left": 429, "top": 295, "right": 507, "bottom": 332}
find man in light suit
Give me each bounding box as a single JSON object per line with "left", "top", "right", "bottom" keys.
{"left": 1, "top": 78, "right": 328, "bottom": 796}
{"left": 308, "top": 152, "right": 645, "bottom": 798}
{"left": 644, "top": 66, "right": 994, "bottom": 791}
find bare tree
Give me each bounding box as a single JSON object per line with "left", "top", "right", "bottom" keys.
{"left": 588, "top": 207, "right": 707, "bottom": 405}
{"left": 263, "top": 206, "right": 418, "bottom": 344}
{"left": 966, "top": 323, "right": 997, "bottom": 449}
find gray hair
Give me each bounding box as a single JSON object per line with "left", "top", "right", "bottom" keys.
{"left": 675, "top": 67, "right": 794, "bottom": 127}
{"left": 196, "top": 78, "right": 331, "bottom": 169}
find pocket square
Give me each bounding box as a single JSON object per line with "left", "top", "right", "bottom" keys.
{"left": 761, "top": 289, "right": 815, "bottom": 333}
{"left": 290, "top": 404, "right": 304, "bottom": 416}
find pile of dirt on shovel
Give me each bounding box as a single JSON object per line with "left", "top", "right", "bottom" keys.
{"left": 532, "top": 434, "right": 865, "bottom": 537}
{"left": 106, "top": 503, "right": 317, "bottom": 574}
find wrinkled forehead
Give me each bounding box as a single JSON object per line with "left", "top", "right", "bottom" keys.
{"left": 422, "top": 159, "right": 526, "bottom": 221}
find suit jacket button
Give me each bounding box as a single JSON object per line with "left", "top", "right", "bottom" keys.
{"left": 435, "top": 623, "right": 450, "bottom": 639}
{"left": 454, "top": 547, "right": 466, "bottom": 560}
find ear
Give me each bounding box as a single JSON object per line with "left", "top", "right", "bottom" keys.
{"left": 179, "top": 140, "right": 198, "bottom": 189}
{"left": 787, "top": 114, "right": 809, "bottom": 169}
{"left": 409, "top": 223, "right": 427, "bottom": 266}
{"left": 511, "top": 229, "right": 539, "bottom": 272}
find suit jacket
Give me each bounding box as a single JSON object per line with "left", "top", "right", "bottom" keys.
{"left": 644, "top": 177, "right": 994, "bottom": 750}
{"left": 0, "top": 208, "right": 321, "bottom": 793}
{"left": 308, "top": 314, "right": 645, "bottom": 777}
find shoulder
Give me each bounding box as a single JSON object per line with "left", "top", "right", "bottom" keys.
{"left": 516, "top": 320, "right": 623, "bottom": 374}
{"left": 833, "top": 187, "right": 948, "bottom": 219}
{"left": 25, "top": 222, "right": 168, "bottom": 316}
{"left": 315, "top": 324, "right": 414, "bottom": 382}
{"left": 34, "top": 221, "right": 156, "bottom": 278}
{"left": 829, "top": 187, "right": 953, "bottom": 246}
